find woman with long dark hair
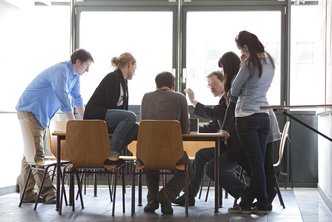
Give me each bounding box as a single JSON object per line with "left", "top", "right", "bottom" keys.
{"left": 223, "top": 30, "right": 275, "bottom": 215}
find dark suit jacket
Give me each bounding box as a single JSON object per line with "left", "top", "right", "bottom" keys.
{"left": 194, "top": 96, "right": 227, "bottom": 133}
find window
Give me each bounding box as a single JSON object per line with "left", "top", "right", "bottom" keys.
{"left": 290, "top": 5, "right": 324, "bottom": 105}
{"left": 0, "top": 3, "right": 70, "bottom": 111}
{"left": 79, "top": 11, "right": 173, "bottom": 105}
{"left": 185, "top": 11, "right": 281, "bottom": 105}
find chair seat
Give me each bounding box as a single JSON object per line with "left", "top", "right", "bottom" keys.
{"left": 45, "top": 155, "right": 56, "bottom": 160}
{"left": 32, "top": 159, "right": 70, "bottom": 168}
{"left": 119, "top": 155, "right": 136, "bottom": 160}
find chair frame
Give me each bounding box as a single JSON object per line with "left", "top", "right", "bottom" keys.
{"left": 274, "top": 121, "right": 291, "bottom": 209}
{"left": 18, "top": 119, "right": 70, "bottom": 210}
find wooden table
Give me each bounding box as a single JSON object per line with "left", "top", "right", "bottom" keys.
{"left": 52, "top": 131, "right": 224, "bottom": 214}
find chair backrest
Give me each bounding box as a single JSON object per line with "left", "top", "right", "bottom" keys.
{"left": 63, "top": 120, "right": 112, "bottom": 168}
{"left": 18, "top": 119, "right": 38, "bottom": 165}
{"left": 47, "top": 121, "right": 67, "bottom": 157}
{"left": 128, "top": 141, "right": 137, "bottom": 156}
{"left": 136, "top": 120, "right": 184, "bottom": 169}
{"left": 274, "top": 121, "right": 290, "bottom": 167}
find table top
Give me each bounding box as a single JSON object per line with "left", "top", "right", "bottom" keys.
{"left": 261, "top": 104, "right": 332, "bottom": 110}
{"left": 52, "top": 130, "right": 224, "bottom": 138}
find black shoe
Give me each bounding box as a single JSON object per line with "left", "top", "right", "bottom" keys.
{"left": 228, "top": 204, "right": 252, "bottom": 214}
{"left": 144, "top": 201, "right": 159, "bottom": 213}
{"left": 104, "top": 158, "right": 125, "bottom": 165}
{"left": 251, "top": 206, "right": 269, "bottom": 215}
{"left": 251, "top": 202, "right": 272, "bottom": 211}
{"left": 156, "top": 192, "right": 173, "bottom": 215}
{"left": 172, "top": 194, "right": 195, "bottom": 206}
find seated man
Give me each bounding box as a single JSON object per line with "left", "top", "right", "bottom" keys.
{"left": 174, "top": 70, "right": 247, "bottom": 206}
{"left": 140, "top": 71, "right": 190, "bottom": 215}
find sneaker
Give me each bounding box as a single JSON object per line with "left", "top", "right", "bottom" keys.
{"left": 104, "top": 158, "right": 125, "bottom": 165}
{"left": 22, "top": 196, "right": 45, "bottom": 203}
{"left": 156, "top": 192, "right": 173, "bottom": 215}
{"left": 44, "top": 196, "right": 56, "bottom": 204}
{"left": 252, "top": 202, "right": 272, "bottom": 211}
{"left": 251, "top": 206, "right": 269, "bottom": 215}
{"left": 144, "top": 201, "right": 159, "bottom": 213}
{"left": 228, "top": 205, "right": 252, "bottom": 214}
{"left": 172, "top": 194, "right": 195, "bottom": 206}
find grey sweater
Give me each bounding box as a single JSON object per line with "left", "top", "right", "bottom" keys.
{"left": 140, "top": 89, "right": 190, "bottom": 133}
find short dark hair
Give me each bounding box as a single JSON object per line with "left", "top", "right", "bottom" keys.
{"left": 70, "top": 49, "right": 94, "bottom": 64}
{"left": 155, "top": 71, "right": 175, "bottom": 88}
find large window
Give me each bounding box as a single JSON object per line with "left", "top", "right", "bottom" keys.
{"left": 79, "top": 11, "right": 173, "bottom": 106}
{"left": 185, "top": 11, "right": 281, "bottom": 105}
{"left": 290, "top": 4, "right": 324, "bottom": 105}
{"left": 0, "top": 3, "right": 70, "bottom": 111}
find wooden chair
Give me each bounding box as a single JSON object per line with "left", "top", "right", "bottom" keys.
{"left": 273, "top": 121, "right": 291, "bottom": 209}
{"left": 48, "top": 121, "right": 110, "bottom": 199}
{"left": 59, "top": 120, "right": 125, "bottom": 216}
{"left": 131, "top": 120, "right": 191, "bottom": 216}
{"left": 18, "top": 119, "right": 70, "bottom": 210}
{"left": 183, "top": 141, "right": 216, "bottom": 200}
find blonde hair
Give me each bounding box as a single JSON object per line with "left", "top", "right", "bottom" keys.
{"left": 111, "top": 52, "right": 136, "bottom": 69}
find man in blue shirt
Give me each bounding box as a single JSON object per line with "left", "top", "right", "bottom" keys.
{"left": 16, "top": 49, "right": 94, "bottom": 204}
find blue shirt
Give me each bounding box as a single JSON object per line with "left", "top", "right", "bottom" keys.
{"left": 16, "top": 61, "right": 83, "bottom": 128}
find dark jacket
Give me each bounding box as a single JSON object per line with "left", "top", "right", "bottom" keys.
{"left": 194, "top": 96, "right": 227, "bottom": 133}
{"left": 221, "top": 96, "right": 249, "bottom": 171}
{"left": 83, "top": 69, "right": 128, "bottom": 120}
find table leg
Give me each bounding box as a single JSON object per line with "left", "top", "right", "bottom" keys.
{"left": 214, "top": 138, "right": 220, "bottom": 213}
{"left": 56, "top": 136, "right": 61, "bottom": 211}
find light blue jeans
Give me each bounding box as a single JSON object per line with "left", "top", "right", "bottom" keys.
{"left": 104, "top": 109, "right": 138, "bottom": 154}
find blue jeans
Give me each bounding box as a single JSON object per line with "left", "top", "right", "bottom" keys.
{"left": 104, "top": 109, "right": 138, "bottom": 154}
{"left": 236, "top": 113, "right": 270, "bottom": 209}
{"left": 189, "top": 147, "right": 246, "bottom": 199}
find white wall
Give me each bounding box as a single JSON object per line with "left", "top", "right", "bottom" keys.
{"left": 318, "top": 113, "right": 332, "bottom": 211}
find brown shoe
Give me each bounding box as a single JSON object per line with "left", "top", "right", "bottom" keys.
{"left": 44, "top": 196, "right": 56, "bottom": 204}
{"left": 22, "top": 196, "right": 44, "bottom": 203}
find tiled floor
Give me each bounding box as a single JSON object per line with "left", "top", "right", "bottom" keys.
{"left": 0, "top": 187, "right": 331, "bottom": 222}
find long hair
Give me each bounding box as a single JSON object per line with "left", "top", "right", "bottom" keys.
{"left": 235, "top": 30, "right": 275, "bottom": 77}
{"left": 218, "top": 51, "right": 241, "bottom": 94}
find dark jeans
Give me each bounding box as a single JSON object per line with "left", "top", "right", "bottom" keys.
{"left": 104, "top": 109, "right": 138, "bottom": 153}
{"left": 146, "top": 153, "right": 190, "bottom": 202}
{"left": 265, "top": 142, "right": 277, "bottom": 204}
{"left": 189, "top": 147, "right": 246, "bottom": 199}
{"left": 236, "top": 113, "right": 270, "bottom": 209}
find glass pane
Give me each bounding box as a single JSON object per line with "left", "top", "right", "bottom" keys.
{"left": 290, "top": 5, "right": 324, "bottom": 106}
{"left": 79, "top": 11, "right": 173, "bottom": 106}
{"left": 186, "top": 11, "right": 281, "bottom": 105}
{"left": 0, "top": 5, "right": 70, "bottom": 111}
